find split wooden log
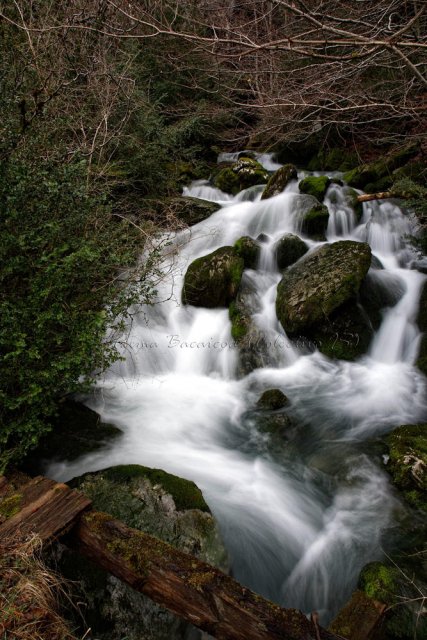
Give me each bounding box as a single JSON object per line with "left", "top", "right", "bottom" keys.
{"left": 70, "top": 510, "right": 346, "bottom": 640}
{"left": 0, "top": 476, "right": 92, "bottom": 541}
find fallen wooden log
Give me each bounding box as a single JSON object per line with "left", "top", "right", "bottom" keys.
{"left": 356, "top": 191, "right": 408, "bottom": 202}
{"left": 70, "top": 510, "right": 346, "bottom": 640}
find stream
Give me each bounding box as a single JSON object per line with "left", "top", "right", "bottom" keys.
{"left": 48, "top": 155, "right": 427, "bottom": 624}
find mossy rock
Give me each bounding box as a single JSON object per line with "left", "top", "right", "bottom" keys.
{"left": 261, "top": 164, "right": 297, "bottom": 199}
{"left": 393, "top": 160, "right": 427, "bottom": 187}
{"left": 364, "top": 175, "right": 394, "bottom": 194}
{"left": 298, "top": 175, "right": 331, "bottom": 202}
{"left": 61, "top": 465, "right": 228, "bottom": 640}
{"left": 234, "top": 236, "right": 260, "bottom": 269}
{"left": 345, "top": 187, "right": 364, "bottom": 222}
{"left": 308, "top": 148, "right": 358, "bottom": 172}
{"left": 274, "top": 233, "right": 308, "bottom": 269}
{"left": 276, "top": 241, "right": 371, "bottom": 335}
{"left": 140, "top": 197, "right": 220, "bottom": 227}
{"left": 256, "top": 389, "right": 289, "bottom": 410}
{"left": 386, "top": 423, "right": 427, "bottom": 511}
{"left": 213, "top": 157, "right": 269, "bottom": 194}
{"left": 301, "top": 204, "right": 330, "bottom": 240}
{"left": 73, "top": 464, "right": 209, "bottom": 514}
{"left": 22, "top": 400, "right": 122, "bottom": 475}
{"left": 307, "top": 299, "right": 373, "bottom": 361}
{"left": 344, "top": 143, "right": 420, "bottom": 190}
{"left": 182, "top": 246, "right": 244, "bottom": 308}
{"left": 229, "top": 300, "right": 251, "bottom": 342}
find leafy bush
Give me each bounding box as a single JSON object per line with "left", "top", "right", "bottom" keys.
{"left": 0, "top": 156, "right": 160, "bottom": 472}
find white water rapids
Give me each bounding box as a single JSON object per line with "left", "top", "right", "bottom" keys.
{"left": 48, "top": 157, "right": 427, "bottom": 624}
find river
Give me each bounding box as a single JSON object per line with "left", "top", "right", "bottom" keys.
{"left": 48, "top": 154, "right": 427, "bottom": 624}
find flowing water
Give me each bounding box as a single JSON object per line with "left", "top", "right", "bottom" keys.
{"left": 48, "top": 156, "right": 427, "bottom": 624}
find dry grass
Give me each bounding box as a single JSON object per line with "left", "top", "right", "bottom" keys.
{"left": 0, "top": 534, "right": 78, "bottom": 640}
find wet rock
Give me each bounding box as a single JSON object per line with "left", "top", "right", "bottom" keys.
{"left": 261, "top": 164, "right": 297, "bottom": 199}
{"left": 385, "top": 423, "right": 427, "bottom": 512}
{"left": 22, "top": 400, "right": 122, "bottom": 475}
{"left": 298, "top": 175, "right": 331, "bottom": 202}
{"left": 213, "top": 157, "right": 269, "bottom": 195}
{"left": 256, "top": 389, "right": 289, "bottom": 410}
{"left": 140, "top": 197, "right": 220, "bottom": 227}
{"left": 257, "top": 233, "right": 270, "bottom": 243}
{"left": 301, "top": 204, "right": 330, "bottom": 240}
{"left": 182, "top": 246, "right": 244, "bottom": 308}
{"left": 274, "top": 234, "right": 308, "bottom": 270}
{"left": 416, "top": 282, "right": 427, "bottom": 376}
{"left": 307, "top": 299, "right": 373, "bottom": 361}
{"left": 329, "top": 590, "right": 387, "bottom": 639}
{"left": 59, "top": 465, "right": 228, "bottom": 640}
{"left": 360, "top": 271, "right": 406, "bottom": 329}
{"left": 345, "top": 188, "right": 364, "bottom": 222}
{"left": 276, "top": 240, "right": 372, "bottom": 336}
{"left": 234, "top": 236, "right": 260, "bottom": 269}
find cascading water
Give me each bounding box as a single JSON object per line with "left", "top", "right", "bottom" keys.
{"left": 47, "top": 155, "right": 427, "bottom": 624}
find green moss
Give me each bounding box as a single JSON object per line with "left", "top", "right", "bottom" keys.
{"left": 234, "top": 236, "right": 260, "bottom": 269}
{"left": 274, "top": 234, "right": 308, "bottom": 269}
{"left": 343, "top": 143, "right": 420, "bottom": 190}
{"left": 298, "top": 176, "right": 331, "bottom": 202}
{"left": 301, "top": 204, "right": 329, "bottom": 240}
{"left": 99, "top": 465, "right": 210, "bottom": 513}
{"left": 182, "top": 246, "right": 244, "bottom": 308}
{"left": 0, "top": 493, "right": 22, "bottom": 519}
{"left": 213, "top": 166, "right": 240, "bottom": 194}
{"left": 386, "top": 424, "right": 427, "bottom": 511}
{"left": 229, "top": 301, "right": 250, "bottom": 342}
{"left": 359, "top": 562, "right": 400, "bottom": 604}
{"left": 308, "top": 148, "right": 358, "bottom": 172}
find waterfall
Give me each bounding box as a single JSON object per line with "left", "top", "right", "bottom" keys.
{"left": 48, "top": 153, "right": 427, "bottom": 624}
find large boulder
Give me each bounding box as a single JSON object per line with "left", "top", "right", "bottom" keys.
{"left": 182, "top": 246, "right": 244, "bottom": 308}
{"left": 58, "top": 465, "right": 228, "bottom": 640}
{"left": 213, "top": 157, "right": 269, "bottom": 195}
{"left": 274, "top": 233, "right": 308, "bottom": 270}
{"left": 301, "top": 204, "right": 330, "bottom": 240}
{"left": 276, "top": 241, "right": 372, "bottom": 335}
{"left": 298, "top": 175, "right": 331, "bottom": 202}
{"left": 261, "top": 164, "right": 297, "bottom": 199}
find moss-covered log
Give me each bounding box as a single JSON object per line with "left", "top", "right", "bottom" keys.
{"left": 71, "top": 511, "right": 344, "bottom": 640}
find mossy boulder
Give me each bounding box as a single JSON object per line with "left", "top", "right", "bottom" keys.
{"left": 60, "top": 465, "right": 228, "bottom": 640}
{"left": 274, "top": 234, "right": 308, "bottom": 269}
{"left": 234, "top": 236, "right": 260, "bottom": 269}
{"left": 182, "top": 246, "right": 244, "bottom": 308}
{"left": 213, "top": 157, "right": 269, "bottom": 195}
{"left": 416, "top": 282, "right": 427, "bottom": 376}
{"left": 22, "top": 400, "right": 122, "bottom": 475}
{"left": 359, "top": 562, "right": 400, "bottom": 605}
{"left": 386, "top": 423, "right": 427, "bottom": 511}
{"left": 256, "top": 389, "right": 289, "bottom": 410}
{"left": 329, "top": 589, "right": 388, "bottom": 639}
{"left": 261, "top": 164, "right": 297, "bottom": 199}
{"left": 276, "top": 240, "right": 371, "bottom": 335}
{"left": 140, "top": 197, "right": 220, "bottom": 227}
{"left": 344, "top": 143, "right": 420, "bottom": 191}
{"left": 307, "top": 147, "right": 358, "bottom": 172}
{"left": 298, "top": 175, "right": 331, "bottom": 202}
{"left": 301, "top": 204, "right": 330, "bottom": 240}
